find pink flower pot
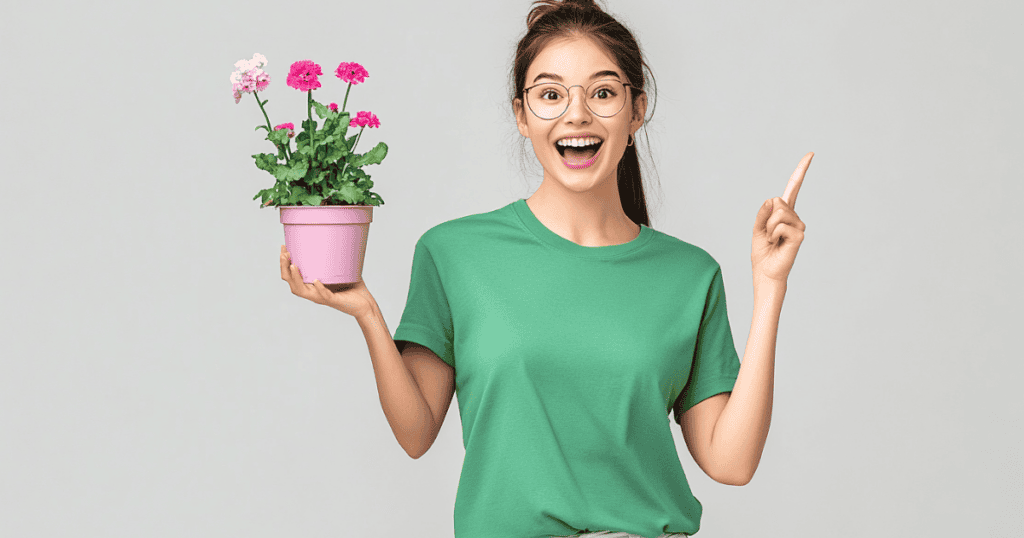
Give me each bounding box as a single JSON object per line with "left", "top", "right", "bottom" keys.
{"left": 279, "top": 205, "right": 374, "bottom": 284}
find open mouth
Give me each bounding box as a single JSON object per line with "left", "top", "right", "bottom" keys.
{"left": 555, "top": 139, "right": 603, "bottom": 162}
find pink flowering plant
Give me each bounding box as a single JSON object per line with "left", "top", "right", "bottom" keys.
{"left": 231, "top": 53, "right": 388, "bottom": 207}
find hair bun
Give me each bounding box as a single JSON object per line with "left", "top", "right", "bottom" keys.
{"left": 526, "top": 0, "right": 602, "bottom": 29}
{"left": 562, "top": 0, "right": 601, "bottom": 10}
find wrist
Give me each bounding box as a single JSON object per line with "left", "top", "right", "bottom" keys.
{"left": 356, "top": 297, "right": 381, "bottom": 325}
{"left": 753, "top": 278, "right": 787, "bottom": 297}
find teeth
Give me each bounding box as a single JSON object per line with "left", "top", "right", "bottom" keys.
{"left": 557, "top": 137, "right": 602, "bottom": 147}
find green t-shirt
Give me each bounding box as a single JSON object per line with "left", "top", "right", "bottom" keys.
{"left": 393, "top": 198, "right": 741, "bottom": 538}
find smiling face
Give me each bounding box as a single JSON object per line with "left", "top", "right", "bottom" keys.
{"left": 514, "top": 36, "right": 646, "bottom": 196}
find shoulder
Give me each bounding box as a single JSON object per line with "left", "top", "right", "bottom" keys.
{"left": 416, "top": 202, "right": 520, "bottom": 251}
{"left": 646, "top": 228, "right": 722, "bottom": 275}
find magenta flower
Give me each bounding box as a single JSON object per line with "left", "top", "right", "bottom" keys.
{"left": 329, "top": 102, "right": 338, "bottom": 112}
{"left": 336, "top": 62, "right": 369, "bottom": 85}
{"left": 287, "top": 60, "right": 322, "bottom": 91}
{"left": 274, "top": 122, "right": 296, "bottom": 138}
{"left": 349, "top": 111, "right": 380, "bottom": 128}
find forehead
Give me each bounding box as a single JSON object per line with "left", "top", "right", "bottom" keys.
{"left": 527, "top": 36, "right": 621, "bottom": 81}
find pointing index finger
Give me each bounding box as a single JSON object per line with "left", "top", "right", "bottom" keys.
{"left": 783, "top": 152, "right": 813, "bottom": 209}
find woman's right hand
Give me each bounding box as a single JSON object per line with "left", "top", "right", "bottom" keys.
{"left": 280, "top": 245, "right": 375, "bottom": 319}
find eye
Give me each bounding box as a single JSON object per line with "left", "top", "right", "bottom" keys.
{"left": 592, "top": 87, "right": 616, "bottom": 99}
{"left": 541, "top": 90, "right": 561, "bottom": 100}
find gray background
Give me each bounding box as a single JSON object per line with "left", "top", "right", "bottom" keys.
{"left": 1, "top": 0, "right": 1021, "bottom": 537}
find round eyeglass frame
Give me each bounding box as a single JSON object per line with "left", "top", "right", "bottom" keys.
{"left": 523, "top": 79, "right": 640, "bottom": 120}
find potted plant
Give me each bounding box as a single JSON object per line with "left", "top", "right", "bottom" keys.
{"left": 232, "top": 53, "right": 388, "bottom": 284}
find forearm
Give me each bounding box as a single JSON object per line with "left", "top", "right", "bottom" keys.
{"left": 356, "top": 300, "right": 436, "bottom": 459}
{"left": 711, "top": 281, "right": 785, "bottom": 485}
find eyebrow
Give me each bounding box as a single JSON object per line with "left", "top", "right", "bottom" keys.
{"left": 532, "top": 70, "right": 621, "bottom": 84}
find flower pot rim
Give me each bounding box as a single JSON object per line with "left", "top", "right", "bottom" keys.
{"left": 274, "top": 204, "right": 375, "bottom": 208}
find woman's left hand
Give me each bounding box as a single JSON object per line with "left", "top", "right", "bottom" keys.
{"left": 751, "top": 152, "right": 813, "bottom": 288}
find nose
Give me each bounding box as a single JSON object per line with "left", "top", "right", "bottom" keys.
{"left": 563, "top": 85, "right": 593, "bottom": 123}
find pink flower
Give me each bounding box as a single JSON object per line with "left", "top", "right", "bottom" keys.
{"left": 231, "top": 67, "right": 271, "bottom": 103}
{"left": 349, "top": 111, "right": 381, "bottom": 128}
{"left": 329, "top": 102, "right": 338, "bottom": 112}
{"left": 287, "top": 60, "right": 322, "bottom": 92}
{"left": 230, "top": 54, "right": 273, "bottom": 103}
{"left": 274, "top": 122, "right": 296, "bottom": 138}
{"left": 253, "top": 71, "right": 270, "bottom": 91}
{"left": 335, "top": 62, "right": 369, "bottom": 85}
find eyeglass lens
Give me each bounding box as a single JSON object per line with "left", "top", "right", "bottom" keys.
{"left": 527, "top": 80, "right": 627, "bottom": 119}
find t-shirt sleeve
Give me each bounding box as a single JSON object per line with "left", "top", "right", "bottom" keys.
{"left": 392, "top": 235, "right": 456, "bottom": 369}
{"left": 674, "top": 265, "right": 742, "bottom": 424}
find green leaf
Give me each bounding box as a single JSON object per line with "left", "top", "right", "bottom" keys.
{"left": 348, "top": 141, "right": 388, "bottom": 167}
{"left": 255, "top": 125, "right": 270, "bottom": 132}
{"left": 288, "top": 185, "right": 309, "bottom": 205}
{"left": 267, "top": 128, "right": 290, "bottom": 146}
{"left": 336, "top": 184, "right": 365, "bottom": 204}
{"left": 273, "top": 158, "right": 308, "bottom": 184}
{"left": 313, "top": 100, "right": 330, "bottom": 120}
{"left": 252, "top": 153, "right": 279, "bottom": 172}
{"left": 323, "top": 143, "right": 346, "bottom": 166}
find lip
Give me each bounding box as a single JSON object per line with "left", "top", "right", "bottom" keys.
{"left": 560, "top": 145, "right": 602, "bottom": 169}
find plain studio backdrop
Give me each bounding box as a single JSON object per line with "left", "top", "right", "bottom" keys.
{"left": 1, "top": 0, "right": 1020, "bottom": 536}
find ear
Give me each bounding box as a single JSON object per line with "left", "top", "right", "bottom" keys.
{"left": 630, "top": 91, "right": 648, "bottom": 135}
{"left": 513, "top": 97, "right": 530, "bottom": 138}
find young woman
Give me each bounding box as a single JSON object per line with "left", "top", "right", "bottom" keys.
{"left": 280, "top": 1, "right": 812, "bottom": 537}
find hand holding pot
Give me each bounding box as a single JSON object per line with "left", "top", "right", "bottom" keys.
{"left": 280, "top": 245, "right": 375, "bottom": 319}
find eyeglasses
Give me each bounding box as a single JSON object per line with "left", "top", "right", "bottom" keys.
{"left": 524, "top": 79, "right": 638, "bottom": 120}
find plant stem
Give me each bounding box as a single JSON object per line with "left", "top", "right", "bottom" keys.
{"left": 253, "top": 90, "right": 273, "bottom": 131}
{"left": 253, "top": 90, "right": 291, "bottom": 163}
{"left": 353, "top": 126, "right": 364, "bottom": 154}
{"left": 342, "top": 83, "right": 352, "bottom": 114}
{"left": 307, "top": 91, "right": 314, "bottom": 166}
{"left": 339, "top": 126, "right": 365, "bottom": 180}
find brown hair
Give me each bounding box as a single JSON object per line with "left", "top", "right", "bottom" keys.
{"left": 509, "top": 0, "right": 660, "bottom": 227}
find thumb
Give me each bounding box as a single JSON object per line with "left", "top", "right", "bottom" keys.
{"left": 754, "top": 198, "right": 773, "bottom": 236}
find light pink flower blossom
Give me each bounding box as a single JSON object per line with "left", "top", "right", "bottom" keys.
{"left": 287, "top": 60, "right": 322, "bottom": 92}
{"left": 335, "top": 62, "right": 369, "bottom": 85}
{"left": 235, "top": 53, "right": 267, "bottom": 73}
{"left": 329, "top": 102, "right": 338, "bottom": 112}
{"left": 231, "top": 53, "right": 272, "bottom": 103}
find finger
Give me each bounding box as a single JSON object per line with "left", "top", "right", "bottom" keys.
{"left": 767, "top": 198, "right": 806, "bottom": 237}
{"left": 288, "top": 263, "right": 307, "bottom": 290}
{"left": 312, "top": 279, "right": 333, "bottom": 300}
{"left": 771, "top": 222, "right": 804, "bottom": 246}
{"left": 771, "top": 196, "right": 801, "bottom": 220}
{"left": 754, "top": 198, "right": 774, "bottom": 237}
{"left": 782, "top": 152, "right": 813, "bottom": 210}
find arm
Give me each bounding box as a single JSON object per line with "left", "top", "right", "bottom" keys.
{"left": 356, "top": 299, "right": 450, "bottom": 459}
{"left": 709, "top": 281, "right": 784, "bottom": 485}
